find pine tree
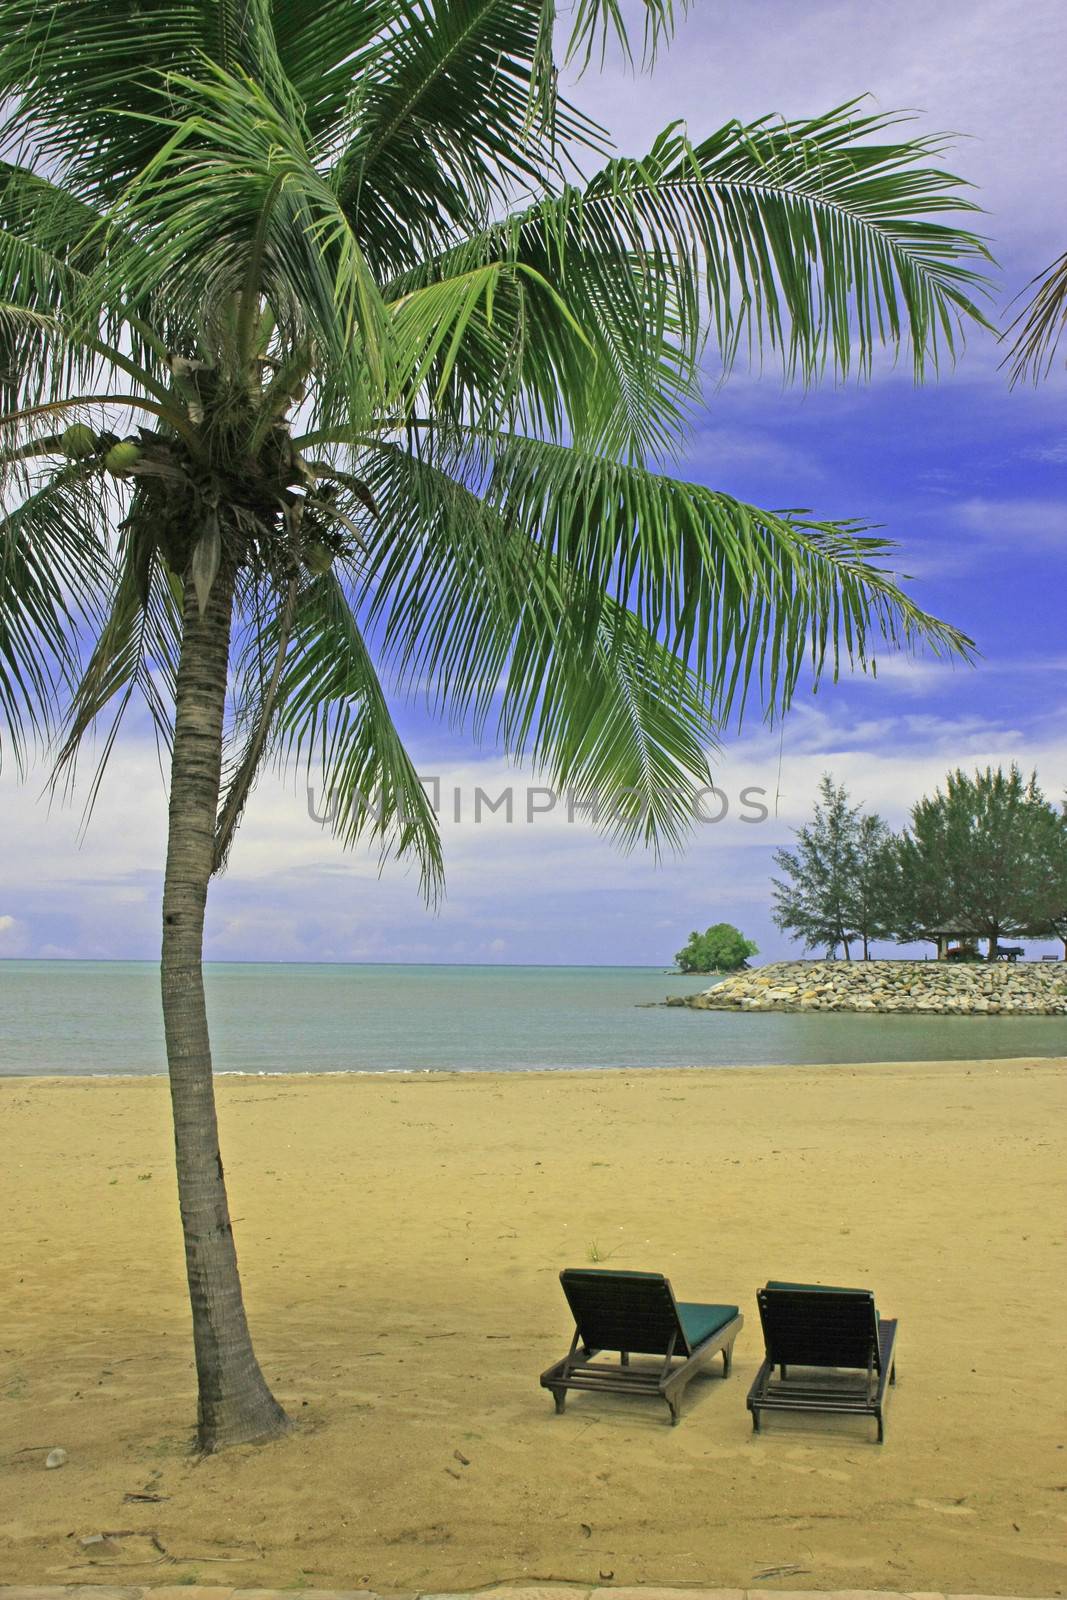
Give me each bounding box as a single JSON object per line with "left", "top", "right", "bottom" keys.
{"left": 772, "top": 775, "right": 863, "bottom": 959}
{"left": 1023, "top": 796, "right": 1067, "bottom": 958}
{"left": 849, "top": 813, "right": 898, "bottom": 959}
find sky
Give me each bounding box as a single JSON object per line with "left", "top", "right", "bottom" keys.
{"left": 1, "top": 0, "right": 1065, "bottom": 966}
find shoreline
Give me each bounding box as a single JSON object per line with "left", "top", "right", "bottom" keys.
{"left": 3, "top": 1058, "right": 1065, "bottom": 1595}
{"left": 2, "top": 1052, "right": 1066, "bottom": 1083}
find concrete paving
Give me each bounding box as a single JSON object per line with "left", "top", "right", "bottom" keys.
{"left": 0, "top": 1585, "right": 1054, "bottom": 1600}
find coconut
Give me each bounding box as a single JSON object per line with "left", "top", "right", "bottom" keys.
{"left": 303, "top": 540, "right": 335, "bottom": 575}
{"left": 103, "top": 441, "right": 143, "bottom": 475}
{"left": 61, "top": 423, "right": 96, "bottom": 458}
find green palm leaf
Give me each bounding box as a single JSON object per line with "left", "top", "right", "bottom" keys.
{"left": 267, "top": 572, "right": 445, "bottom": 895}
{"left": 391, "top": 104, "right": 993, "bottom": 436}
{"left": 92, "top": 62, "right": 395, "bottom": 415}
{"left": 331, "top": 0, "right": 587, "bottom": 278}
{"left": 1004, "top": 250, "right": 1067, "bottom": 385}
{"left": 53, "top": 515, "right": 181, "bottom": 808}
{"left": 0, "top": 460, "right": 109, "bottom": 770}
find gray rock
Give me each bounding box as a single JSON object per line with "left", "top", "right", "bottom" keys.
{"left": 683, "top": 957, "right": 1067, "bottom": 1017}
{"left": 44, "top": 1447, "right": 67, "bottom": 1469}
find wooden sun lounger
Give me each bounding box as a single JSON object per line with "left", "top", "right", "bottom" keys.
{"left": 540, "top": 1268, "right": 743, "bottom": 1425}
{"left": 747, "top": 1281, "right": 898, "bottom": 1442}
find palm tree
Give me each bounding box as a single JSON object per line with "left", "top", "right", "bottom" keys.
{"left": 0, "top": 0, "right": 991, "bottom": 1450}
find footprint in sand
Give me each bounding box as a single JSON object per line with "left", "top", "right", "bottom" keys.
{"left": 913, "top": 1496, "right": 977, "bottom": 1516}
{"left": 779, "top": 1458, "right": 852, "bottom": 1483}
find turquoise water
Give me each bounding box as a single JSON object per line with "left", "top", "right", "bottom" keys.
{"left": 0, "top": 959, "right": 1064, "bottom": 1075}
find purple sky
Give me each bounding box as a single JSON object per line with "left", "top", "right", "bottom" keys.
{"left": 1, "top": 0, "right": 1064, "bottom": 966}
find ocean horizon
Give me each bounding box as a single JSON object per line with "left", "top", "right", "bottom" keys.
{"left": 1, "top": 957, "right": 1064, "bottom": 1077}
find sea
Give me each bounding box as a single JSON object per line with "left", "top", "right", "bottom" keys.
{"left": 1, "top": 959, "right": 1064, "bottom": 1076}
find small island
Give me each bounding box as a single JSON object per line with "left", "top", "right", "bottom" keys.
{"left": 674, "top": 921, "right": 757, "bottom": 974}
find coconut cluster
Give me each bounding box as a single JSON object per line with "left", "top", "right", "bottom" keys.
{"left": 61, "top": 424, "right": 143, "bottom": 475}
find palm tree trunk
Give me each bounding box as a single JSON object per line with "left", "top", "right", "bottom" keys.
{"left": 161, "top": 564, "right": 290, "bottom": 1452}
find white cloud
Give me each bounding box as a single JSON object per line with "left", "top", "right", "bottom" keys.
{"left": 853, "top": 654, "right": 973, "bottom": 696}
{"left": 1023, "top": 440, "right": 1067, "bottom": 464}
{"left": 0, "top": 913, "right": 27, "bottom": 954}
{"left": 954, "top": 496, "right": 1067, "bottom": 550}
{"left": 891, "top": 496, "right": 1067, "bottom": 577}
{"left": 680, "top": 423, "right": 825, "bottom": 484}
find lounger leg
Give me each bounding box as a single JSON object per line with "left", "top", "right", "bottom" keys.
{"left": 750, "top": 1406, "right": 761, "bottom": 1433}
{"left": 620, "top": 1351, "right": 629, "bottom": 1366}
{"left": 551, "top": 1387, "right": 567, "bottom": 1415}
{"left": 779, "top": 1363, "right": 788, "bottom": 1379}
{"left": 667, "top": 1395, "right": 681, "bottom": 1426}
{"left": 722, "top": 1338, "right": 735, "bottom": 1377}
{"left": 876, "top": 1409, "right": 885, "bottom": 1443}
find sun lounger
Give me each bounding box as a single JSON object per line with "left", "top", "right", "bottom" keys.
{"left": 540, "top": 1268, "right": 742, "bottom": 1425}
{"left": 746, "top": 1280, "right": 898, "bottom": 1442}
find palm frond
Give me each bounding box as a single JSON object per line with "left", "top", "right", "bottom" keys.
{"left": 1004, "top": 250, "right": 1067, "bottom": 386}
{"left": 265, "top": 572, "right": 445, "bottom": 898}
{"left": 350, "top": 441, "right": 721, "bottom": 849}
{"left": 485, "top": 433, "right": 973, "bottom": 716}
{"left": 388, "top": 258, "right": 596, "bottom": 435}
{"left": 94, "top": 61, "right": 395, "bottom": 419}
{"left": 0, "top": 460, "right": 110, "bottom": 771}
{"left": 0, "top": 6, "right": 993, "bottom": 874}
{"left": 332, "top": 0, "right": 602, "bottom": 279}
{"left": 0, "top": 0, "right": 298, "bottom": 198}
{"left": 354, "top": 432, "right": 971, "bottom": 770}
{"left": 565, "top": 0, "right": 687, "bottom": 70}
{"left": 388, "top": 230, "right": 693, "bottom": 459}
{"left": 272, "top": 0, "right": 395, "bottom": 147}
{"left": 0, "top": 164, "right": 179, "bottom": 425}
{"left": 390, "top": 104, "right": 993, "bottom": 425}
{"left": 507, "top": 605, "right": 720, "bottom": 852}
{"left": 52, "top": 513, "right": 181, "bottom": 807}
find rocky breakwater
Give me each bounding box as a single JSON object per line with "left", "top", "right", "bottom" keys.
{"left": 685, "top": 959, "right": 1067, "bottom": 1015}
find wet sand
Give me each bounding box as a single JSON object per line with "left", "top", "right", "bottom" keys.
{"left": 1, "top": 1058, "right": 1064, "bottom": 1595}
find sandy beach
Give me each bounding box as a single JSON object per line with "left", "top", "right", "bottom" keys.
{"left": 1, "top": 1058, "right": 1065, "bottom": 1596}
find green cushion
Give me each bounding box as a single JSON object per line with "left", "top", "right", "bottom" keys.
{"left": 676, "top": 1301, "right": 739, "bottom": 1349}
{"left": 766, "top": 1280, "right": 869, "bottom": 1295}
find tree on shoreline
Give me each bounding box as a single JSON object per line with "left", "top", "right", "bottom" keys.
{"left": 771, "top": 775, "right": 881, "bottom": 959}
{"left": 850, "top": 812, "right": 898, "bottom": 960}
{"left": 895, "top": 766, "right": 1060, "bottom": 958}
{"left": 1021, "top": 791, "right": 1067, "bottom": 959}
{"left": 1, "top": 1, "right": 990, "bottom": 1449}
{"left": 675, "top": 923, "right": 757, "bottom": 973}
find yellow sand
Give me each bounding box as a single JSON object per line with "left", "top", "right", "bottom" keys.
{"left": 1, "top": 1060, "right": 1065, "bottom": 1596}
